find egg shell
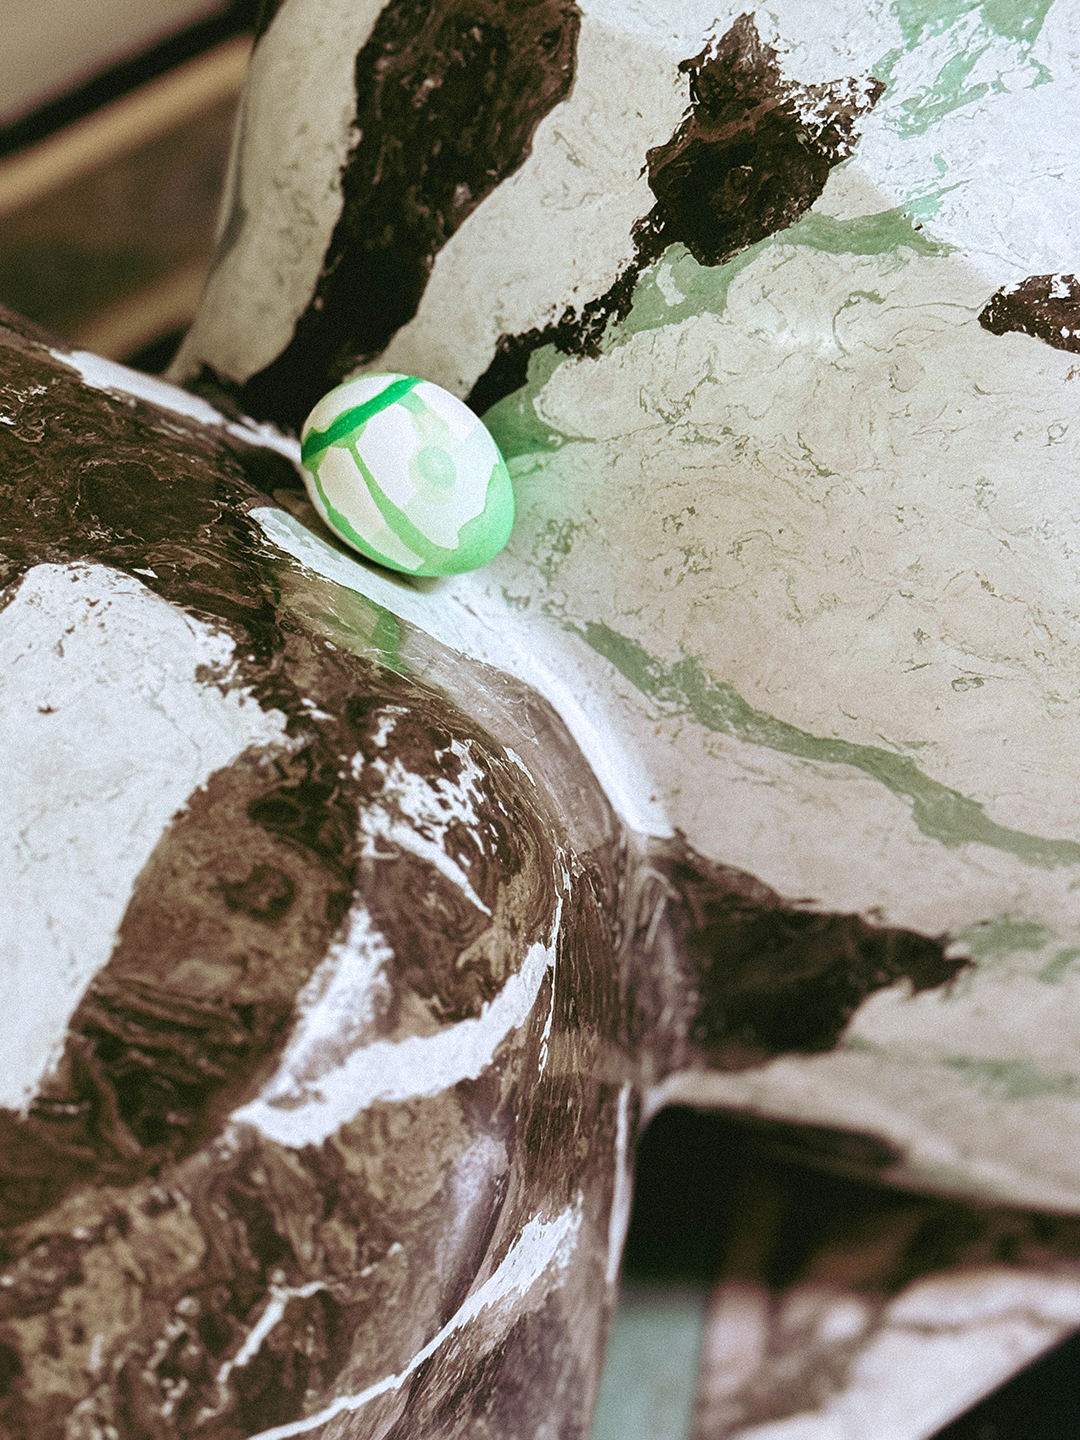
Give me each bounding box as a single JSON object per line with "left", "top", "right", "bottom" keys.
{"left": 299, "top": 373, "right": 515, "bottom": 576}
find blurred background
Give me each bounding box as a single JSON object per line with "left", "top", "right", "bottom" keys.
{"left": 0, "top": 0, "right": 259, "bottom": 369}
{"left": 2, "top": 5, "right": 1079, "bottom": 1436}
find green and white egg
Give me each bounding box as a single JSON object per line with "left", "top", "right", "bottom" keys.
{"left": 298, "top": 373, "right": 514, "bottom": 576}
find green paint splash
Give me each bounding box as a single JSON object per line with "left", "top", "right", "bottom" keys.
{"left": 784, "top": 208, "right": 953, "bottom": 257}
{"left": 301, "top": 375, "right": 421, "bottom": 464}
{"left": 877, "top": 0, "right": 1055, "bottom": 137}
{"left": 954, "top": 915, "right": 1050, "bottom": 958}
{"left": 944, "top": 1055, "right": 1080, "bottom": 1099}
{"left": 572, "top": 619, "right": 1080, "bottom": 869}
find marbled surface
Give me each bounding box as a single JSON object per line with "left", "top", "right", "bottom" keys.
{"left": 0, "top": 307, "right": 982, "bottom": 1437}
{"left": 598, "top": 1112, "right": 1080, "bottom": 1440}
{"left": 0, "top": 321, "right": 624, "bottom": 1438}
{"left": 7, "top": 0, "right": 1080, "bottom": 1434}
{"left": 172, "top": 0, "right": 1080, "bottom": 1210}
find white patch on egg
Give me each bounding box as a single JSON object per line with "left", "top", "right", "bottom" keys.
{"left": 354, "top": 404, "right": 422, "bottom": 511}
{"left": 315, "top": 445, "right": 424, "bottom": 571}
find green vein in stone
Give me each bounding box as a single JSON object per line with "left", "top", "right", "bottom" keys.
{"left": 953, "top": 915, "right": 1050, "bottom": 958}
{"left": 609, "top": 212, "right": 953, "bottom": 349}
{"left": 943, "top": 1055, "right": 1080, "bottom": 1100}
{"left": 484, "top": 212, "right": 954, "bottom": 459}
{"left": 318, "top": 591, "right": 408, "bottom": 675}
{"left": 1039, "top": 947, "right": 1080, "bottom": 984}
{"left": 875, "top": 0, "right": 1054, "bottom": 137}
{"left": 483, "top": 344, "right": 581, "bottom": 459}
{"left": 892, "top": 0, "right": 1054, "bottom": 50}
{"left": 370, "top": 606, "right": 406, "bottom": 673}
{"left": 263, "top": 517, "right": 411, "bottom": 674}
{"left": 301, "top": 375, "right": 421, "bottom": 464}
{"left": 780, "top": 209, "right": 954, "bottom": 258}
{"left": 571, "top": 619, "right": 1080, "bottom": 868}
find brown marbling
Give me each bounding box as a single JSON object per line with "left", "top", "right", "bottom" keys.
{"left": 0, "top": 315, "right": 969, "bottom": 1438}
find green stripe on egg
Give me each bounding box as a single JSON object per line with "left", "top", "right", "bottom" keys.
{"left": 299, "top": 374, "right": 515, "bottom": 577}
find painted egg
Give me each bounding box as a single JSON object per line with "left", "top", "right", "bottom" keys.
{"left": 299, "top": 373, "right": 515, "bottom": 576}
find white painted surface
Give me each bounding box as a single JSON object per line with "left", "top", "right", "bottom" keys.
{"left": 172, "top": 0, "right": 385, "bottom": 386}
{"left": 652, "top": 1037, "right": 1080, "bottom": 1213}
{"left": 0, "top": 562, "right": 288, "bottom": 1110}
{"left": 374, "top": 15, "right": 689, "bottom": 396}
{"left": 215, "top": 1279, "right": 329, "bottom": 1393}
{"left": 605, "top": 1083, "right": 634, "bottom": 1288}
{"left": 62, "top": 348, "right": 232, "bottom": 427}
{"left": 251, "top": 505, "right": 671, "bottom": 837}
{"left": 167, "top": 0, "right": 1080, "bottom": 1206}
{"left": 58, "top": 349, "right": 303, "bottom": 462}
{"left": 359, "top": 740, "right": 495, "bottom": 916}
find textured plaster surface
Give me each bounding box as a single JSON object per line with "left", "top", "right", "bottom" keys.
{"left": 0, "top": 324, "right": 625, "bottom": 1438}
{"left": 375, "top": 16, "right": 688, "bottom": 396}
{"left": 5, "top": 17, "right": 1080, "bottom": 1438}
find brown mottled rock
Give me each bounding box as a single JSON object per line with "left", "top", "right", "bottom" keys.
{"left": 8, "top": 0, "right": 1080, "bottom": 1433}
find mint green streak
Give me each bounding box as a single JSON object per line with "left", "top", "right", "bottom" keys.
{"left": 954, "top": 916, "right": 1049, "bottom": 958}
{"left": 892, "top": 0, "right": 1054, "bottom": 47}
{"left": 943, "top": 1055, "right": 1080, "bottom": 1099}
{"left": 1039, "top": 947, "right": 1080, "bottom": 983}
{"left": 484, "top": 210, "right": 954, "bottom": 457}
{"left": 602, "top": 211, "right": 949, "bottom": 355}
{"left": 572, "top": 619, "right": 1080, "bottom": 869}
{"left": 893, "top": 0, "right": 983, "bottom": 38}
{"left": 981, "top": 0, "right": 1055, "bottom": 43}
{"left": 876, "top": 0, "right": 1054, "bottom": 137}
{"left": 482, "top": 345, "right": 576, "bottom": 458}
{"left": 370, "top": 606, "right": 406, "bottom": 674}
{"left": 301, "top": 375, "right": 421, "bottom": 464}
{"left": 777, "top": 209, "right": 953, "bottom": 257}
{"left": 895, "top": 47, "right": 991, "bottom": 135}
{"left": 590, "top": 1285, "right": 706, "bottom": 1440}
